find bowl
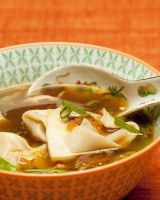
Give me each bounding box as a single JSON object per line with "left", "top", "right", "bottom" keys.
{"left": 0, "top": 42, "right": 159, "bottom": 200}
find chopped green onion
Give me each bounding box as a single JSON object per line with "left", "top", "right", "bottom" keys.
{"left": 108, "top": 86, "right": 124, "bottom": 97}
{"left": 114, "top": 116, "right": 140, "bottom": 133}
{"left": 60, "top": 107, "right": 71, "bottom": 119}
{"left": 62, "top": 100, "right": 86, "bottom": 115}
{"left": 42, "top": 83, "right": 51, "bottom": 87}
{"left": 0, "top": 157, "right": 19, "bottom": 172}
{"left": 138, "top": 84, "right": 157, "bottom": 97}
{"left": 24, "top": 168, "right": 71, "bottom": 174}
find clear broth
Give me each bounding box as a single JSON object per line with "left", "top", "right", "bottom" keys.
{"left": 0, "top": 84, "right": 155, "bottom": 172}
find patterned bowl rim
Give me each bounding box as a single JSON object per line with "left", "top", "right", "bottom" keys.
{"left": 0, "top": 42, "right": 159, "bottom": 178}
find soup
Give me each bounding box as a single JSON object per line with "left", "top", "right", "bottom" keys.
{"left": 0, "top": 83, "right": 154, "bottom": 174}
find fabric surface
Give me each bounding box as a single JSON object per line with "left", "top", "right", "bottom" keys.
{"left": 0, "top": 0, "right": 160, "bottom": 199}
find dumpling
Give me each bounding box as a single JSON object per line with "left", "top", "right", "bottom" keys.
{"left": 22, "top": 109, "right": 51, "bottom": 142}
{"left": 64, "top": 120, "right": 138, "bottom": 154}
{"left": 46, "top": 108, "right": 74, "bottom": 160}
{"left": 22, "top": 107, "right": 140, "bottom": 161}
{"left": 67, "top": 119, "right": 121, "bottom": 153}
{"left": 0, "top": 132, "right": 47, "bottom": 166}
{"left": 45, "top": 108, "right": 139, "bottom": 161}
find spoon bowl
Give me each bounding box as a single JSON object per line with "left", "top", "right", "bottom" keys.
{"left": 28, "top": 64, "right": 160, "bottom": 116}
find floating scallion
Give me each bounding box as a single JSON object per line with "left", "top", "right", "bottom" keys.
{"left": 60, "top": 107, "right": 71, "bottom": 119}
{"left": 114, "top": 116, "right": 140, "bottom": 133}
{"left": 62, "top": 100, "right": 86, "bottom": 115}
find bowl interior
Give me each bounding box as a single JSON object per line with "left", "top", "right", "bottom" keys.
{"left": 0, "top": 42, "right": 159, "bottom": 137}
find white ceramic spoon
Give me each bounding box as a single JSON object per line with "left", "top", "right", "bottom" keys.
{"left": 28, "top": 64, "right": 160, "bottom": 116}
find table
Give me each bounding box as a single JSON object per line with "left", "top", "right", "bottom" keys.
{"left": 0, "top": 0, "right": 160, "bottom": 199}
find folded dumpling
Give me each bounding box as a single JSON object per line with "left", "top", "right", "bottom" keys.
{"left": 0, "top": 132, "right": 47, "bottom": 167}
{"left": 58, "top": 119, "right": 138, "bottom": 157}
{"left": 22, "top": 109, "right": 51, "bottom": 142}
{"left": 22, "top": 107, "right": 139, "bottom": 161}
{"left": 46, "top": 108, "right": 74, "bottom": 160}
{"left": 67, "top": 119, "right": 120, "bottom": 153}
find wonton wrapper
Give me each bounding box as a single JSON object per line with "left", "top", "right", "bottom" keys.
{"left": 67, "top": 119, "right": 120, "bottom": 153}
{"left": 22, "top": 108, "right": 139, "bottom": 161}
{"left": 46, "top": 108, "right": 73, "bottom": 160}
{"left": 22, "top": 109, "right": 51, "bottom": 142}
{"left": 0, "top": 132, "right": 47, "bottom": 166}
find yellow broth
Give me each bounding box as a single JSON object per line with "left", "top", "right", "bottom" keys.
{"left": 33, "top": 85, "right": 128, "bottom": 115}
{"left": 0, "top": 84, "right": 155, "bottom": 172}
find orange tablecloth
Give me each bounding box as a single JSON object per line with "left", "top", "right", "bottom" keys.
{"left": 0, "top": 0, "right": 160, "bottom": 199}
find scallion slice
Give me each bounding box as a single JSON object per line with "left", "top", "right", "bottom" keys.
{"left": 114, "top": 116, "right": 140, "bottom": 133}
{"left": 62, "top": 100, "right": 86, "bottom": 115}
{"left": 60, "top": 107, "right": 71, "bottom": 119}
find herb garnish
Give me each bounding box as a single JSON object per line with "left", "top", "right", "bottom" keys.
{"left": 42, "top": 83, "right": 51, "bottom": 87}
{"left": 60, "top": 107, "right": 71, "bottom": 119}
{"left": 138, "top": 84, "right": 157, "bottom": 97}
{"left": 60, "top": 100, "right": 86, "bottom": 119}
{"left": 108, "top": 86, "right": 125, "bottom": 97}
{"left": 0, "top": 157, "right": 19, "bottom": 172}
{"left": 24, "top": 168, "right": 71, "bottom": 174}
{"left": 114, "top": 116, "right": 140, "bottom": 133}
